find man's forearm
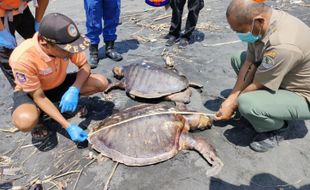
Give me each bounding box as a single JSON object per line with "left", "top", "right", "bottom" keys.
{"left": 72, "top": 64, "right": 91, "bottom": 89}
{"left": 229, "top": 60, "right": 257, "bottom": 100}
{"left": 242, "top": 81, "right": 264, "bottom": 94}
{"left": 31, "top": 90, "right": 69, "bottom": 128}
{"left": 35, "top": 0, "right": 49, "bottom": 22}
{"left": 0, "top": 19, "right": 4, "bottom": 31}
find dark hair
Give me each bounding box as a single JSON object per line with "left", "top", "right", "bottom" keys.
{"left": 38, "top": 34, "right": 56, "bottom": 47}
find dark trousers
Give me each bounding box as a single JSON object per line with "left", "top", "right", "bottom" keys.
{"left": 12, "top": 73, "right": 77, "bottom": 113}
{"left": 168, "top": 0, "right": 204, "bottom": 39}
{"left": 0, "top": 7, "right": 36, "bottom": 87}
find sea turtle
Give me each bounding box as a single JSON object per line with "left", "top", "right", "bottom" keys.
{"left": 88, "top": 104, "right": 223, "bottom": 177}
{"left": 104, "top": 62, "right": 202, "bottom": 106}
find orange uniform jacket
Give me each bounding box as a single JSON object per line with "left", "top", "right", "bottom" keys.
{"left": 9, "top": 33, "right": 88, "bottom": 92}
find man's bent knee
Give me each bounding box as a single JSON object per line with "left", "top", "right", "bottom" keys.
{"left": 12, "top": 104, "right": 40, "bottom": 132}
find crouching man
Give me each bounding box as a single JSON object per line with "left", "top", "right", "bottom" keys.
{"left": 9, "top": 13, "right": 108, "bottom": 142}
{"left": 216, "top": 0, "right": 310, "bottom": 152}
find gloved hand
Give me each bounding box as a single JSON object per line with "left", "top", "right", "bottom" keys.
{"left": 59, "top": 86, "right": 80, "bottom": 113}
{"left": 66, "top": 124, "right": 88, "bottom": 142}
{"left": 34, "top": 20, "right": 40, "bottom": 32}
{"left": 0, "top": 29, "right": 17, "bottom": 49}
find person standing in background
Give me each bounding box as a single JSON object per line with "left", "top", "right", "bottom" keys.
{"left": 0, "top": 0, "right": 49, "bottom": 87}
{"left": 165, "top": 0, "right": 204, "bottom": 48}
{"left": 84, "top": 0, "right": 123, "bottom": 69}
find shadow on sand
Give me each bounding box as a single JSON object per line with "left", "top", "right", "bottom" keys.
{"left": 204, "top": 89, "right": 309, "bottom": 147}
{"left": 222, "top": 120, "right": 308, "bottom": 147}
{"left": 210, "top": 173, "right": 310, "bottom": 190}
{"left": 189, "top": 30, "right": 205, "bottom": 45}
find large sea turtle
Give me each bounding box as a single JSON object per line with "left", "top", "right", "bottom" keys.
{"left": 105, "top": 62, "right": 202, "bottom": 106}
{"left": 88, "top": 104, "right": 223, "bottom": 177}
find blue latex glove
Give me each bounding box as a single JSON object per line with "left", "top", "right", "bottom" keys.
{"left": 66, "top": 124, "right": 88, "bottom": 142}
{"left": 0, "top": 29, "right": 17, "bottom": 49}
{"left": 34, "top": 20, "right": 40, "bottom": 32}
{"left": 59, "top": 86, "right": 80, "bottom": 113}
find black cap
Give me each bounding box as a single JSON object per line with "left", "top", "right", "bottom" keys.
{"left": 39, "top": 13, "right": 90, "bottom": 53}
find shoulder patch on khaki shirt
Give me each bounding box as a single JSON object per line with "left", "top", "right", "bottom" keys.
{"left": 264, "top": 50, "right": 277, "bottom": 59}
{"left": 258, "top": 50, "right": 277, "bottom": 72}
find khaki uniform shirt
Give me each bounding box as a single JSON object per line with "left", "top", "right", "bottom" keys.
{"left": 247, "top": 9, "right": 310, "bottom": 102}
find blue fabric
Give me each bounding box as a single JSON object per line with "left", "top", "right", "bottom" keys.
{"left": 59, "top": 86, "right": 80, "bottom": 113}
{"left": 66, "top": 124, "right": 88, "bottom": 142}
{"left": 0, "top": 29, "right": 17, "bottom": 49}
{"left": 84, "top": 0, "right": 120, "bottom": 44}
{"left": 145, "top": 0, "right": 169, "bottom": 7}
{"left": 34, "top": 20, "right": 40, "bottom": 32}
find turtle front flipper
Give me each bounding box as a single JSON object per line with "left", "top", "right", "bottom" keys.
{"left": 104, "top": 80, "right": 126, "bottom": 93}
{"left": 179, "top": 134, "right": 223, "bottom": 177}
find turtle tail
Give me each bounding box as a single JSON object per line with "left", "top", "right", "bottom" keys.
{"left": 179, "top": 134, "right": 223, "bottom": 177}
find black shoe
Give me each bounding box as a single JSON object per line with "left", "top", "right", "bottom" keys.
{"left": 89, "top": 44, "right": 99, "bottom": 69}
{"left": 178, "top": 38, "right": 189, "bottom": 49}
{"left": 105, "top": 41, "right": 123, "bottom": 62}
{"left": 165, "top": 35, "right": 177, "bottom": 47}
{"left": 250, "top": 123, "right": 289, "bottom": 152}
{"left": 163, "top": 34, "right": 170, "bottom": 39}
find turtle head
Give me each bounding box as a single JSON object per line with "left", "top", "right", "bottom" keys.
{"left": 186, "top": 114, "right": 213, "bottom": 131}
{"left": 112, "top": 66, "right": 124, "bottom": 80}
{"left": 197, "top": 115, "right": 213, "bottom": 130}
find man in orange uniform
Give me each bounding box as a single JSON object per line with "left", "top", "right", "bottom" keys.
{"left": 0, "top": 0, "right": 49, "bottom": 87}
{"left": 9, "top": 13, "right": 109, "bottom": 142}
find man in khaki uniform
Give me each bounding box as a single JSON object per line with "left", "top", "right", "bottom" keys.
{"left": 216, "top": 0, "right": 310, "bottom": 152}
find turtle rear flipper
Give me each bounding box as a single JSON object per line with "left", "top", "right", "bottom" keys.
{"left": 166, "top": 88, "right": 192, "bottom": 110}
{"left": 170, "top": 69, "right": 203, "bottom": 89}
{"left": 165, "top": 88, "right": 192, "bottom": 104}
{"left": 189, "top": 82, "right": 203, "bottom": 89}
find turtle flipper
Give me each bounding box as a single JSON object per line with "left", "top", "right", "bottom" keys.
{"left": 189, "top": 82, "right": 203, "bottom": 89}
{"left": 165, "top": 88, "right": 192, "bottom": 104}
{"left": 179, "top": 134, "right": 223, "bottom": 177}
{"left": 104, "top": 80, "right": 126, "bottom": 93}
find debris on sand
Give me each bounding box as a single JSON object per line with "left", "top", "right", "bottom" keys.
{"left": 0, "top": 127, "right": 19, "bottom": 133}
